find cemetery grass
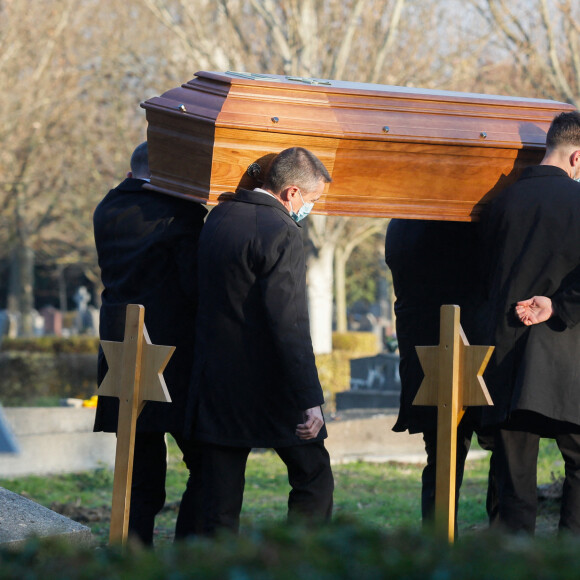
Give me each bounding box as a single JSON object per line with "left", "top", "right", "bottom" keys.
{"left": 0, "top": 439, "right": 563, "bottom": 546}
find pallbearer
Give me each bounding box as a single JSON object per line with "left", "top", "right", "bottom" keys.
{"left": 482, "top": 111, "right": 580, "bottom": 535}
{"left": 386, "top": 220, "right": 495, "bottom": 539}
{"left": 93, "top": 142, "right": 207, "bottom": 545}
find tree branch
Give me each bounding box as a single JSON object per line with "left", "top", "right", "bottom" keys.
{"left": 371, "top": 0, "right": 406, "bottom": 84}
{"left": 539, "top": 0, "right": 575, "bottom": 103}
{"left": 330, "top": 0, "right": 366, "bottom": 79}
{"left": 248, "top": 0, "right": 294, "bottom": 72}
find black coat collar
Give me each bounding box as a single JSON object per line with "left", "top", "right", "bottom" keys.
{"left": 115, "top": 177, "right": 148, "bottom": 192}
{"left": 232, "top": 188, "right": 298, "bottom": 223}
{"left": 520, "top": 165, "right": 569, "bottom": 180}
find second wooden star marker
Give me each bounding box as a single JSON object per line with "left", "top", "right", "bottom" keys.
{"left": 98, "top": 304, "right": 175, "bottom": 545}
{"left": 413, "top": 304, "right": 494, "bottom": 543}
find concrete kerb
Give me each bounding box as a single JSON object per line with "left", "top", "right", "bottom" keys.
{"left": 0, "top": 407, "right": 116, "bottom": 478}
{"left": 0, "top": 407, "right": 490, "bottom": 476}
{"left": 325, "top": 410, "right": 489, "bottom": 464}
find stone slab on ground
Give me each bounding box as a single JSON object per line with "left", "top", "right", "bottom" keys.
{"left": 0, "top": 487, "right": 92, "bottom": 548}
{"left": 0, "top": 408, "right": 115, "bottom": 478}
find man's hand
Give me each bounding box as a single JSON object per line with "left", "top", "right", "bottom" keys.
{"left": 296, "top": 406, "right": 324, "bottom": 440}
{"left": 515, "top": 296, "right": 553, "bottom": 326}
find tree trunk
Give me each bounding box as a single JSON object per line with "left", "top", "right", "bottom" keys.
{"left": 306, "top": 239, "right": 335, "bottom": 355}
{"left": 7, "top": 243, "right": 35, "bottom": 336}
{"left": 57, "top": 264, "right": 68, "bottom": 313}
{"left": 334, "top": 245, "right": 348, "bottom": 333}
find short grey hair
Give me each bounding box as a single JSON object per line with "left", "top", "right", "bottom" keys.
{"left": 263, "top": 147, "right": 331, "bottom": 194}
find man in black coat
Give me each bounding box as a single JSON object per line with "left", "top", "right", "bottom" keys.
{"left": 480, "top": 111, "right": 580, "bottom": 534}
{"left": 386, "top": 219, "right": 495, "bottom": 526}
{"left": 93, "top": 142, "right": 207, "bottom": 544}
{"left": 190, "top": 147, "right": 334, "bottom": 534}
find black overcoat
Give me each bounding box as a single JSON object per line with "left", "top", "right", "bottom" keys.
{"left": 189, "top": 189, "right": 326, "bottom": 448}
{"left": 385, "top": 219, "right": 485, "bottom": 434}
{"left": 481, "top": 165, "right": 580, "bottom": 426}
{"left": 93, "top": 178, "right": 207, "bottom": 433}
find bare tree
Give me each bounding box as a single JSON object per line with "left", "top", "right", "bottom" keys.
{"left": 4, "top": 0, "right": 528, "bottom": 345}
{"left": 142, "top": 0, "right": 495, "bottom": 353}
{"left": 467, "top": 0, "right": 579, "bottom": 105}
{"left": 0, "top": 0, "right": 87, "bottom": 334}
{"left": 0, "top": 0, "right": 184, "bottom": 333}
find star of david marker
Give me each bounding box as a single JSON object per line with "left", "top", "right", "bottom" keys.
{"left": 413, "top": 304, "right": 494, "bottom": 543}
{"left": 97, "top": 304, "right": 174, "bottom": 546}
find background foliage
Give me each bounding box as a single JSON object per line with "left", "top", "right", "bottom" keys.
{"left": 1, "top": 0, "right": 578, "bottom": 339}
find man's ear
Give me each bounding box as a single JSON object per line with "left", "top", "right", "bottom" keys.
{"left": 280, "top": 186, "right": 299, "bottom": 201}
{"left": 568, "top": 149, "right": 580, "bottom": 168}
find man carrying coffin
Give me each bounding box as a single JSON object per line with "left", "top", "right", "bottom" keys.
{"left": 481, "top": 111, "right": 580, "bottom": 534}
{"left": 190, "top": 147, "right": 334, "bottom": 534}
{"left": 93, "top": 142, "right": 207, "bottom": 544}
{"left": 386, "top": 219, "right": 496, "bottom": 527}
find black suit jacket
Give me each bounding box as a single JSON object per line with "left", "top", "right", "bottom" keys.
{"left": 93, "top": 178, "right": 207, "bottom": 433}
{"left": 190, "top": 189, "right": 326, "bottom": 448}
{"left": 481, "top": 165, "right": 580, "bottom": 425}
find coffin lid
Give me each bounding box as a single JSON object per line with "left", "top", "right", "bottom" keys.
{"left": 141, "top": 71, "right": 576, "bottom": 221}
{"left": 145, "top": 70, "right": 570, "bottom": 148}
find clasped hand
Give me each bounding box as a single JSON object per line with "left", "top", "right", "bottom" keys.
{"left": 296, "top": 406, "right": 324, "bottom": 440}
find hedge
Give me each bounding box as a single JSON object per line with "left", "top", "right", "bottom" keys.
{"left": 0, "top": 332, "right": 378, "bottom": 407}
{"left": 331, "top": 332, "right": 379, "bottom": 354}
{"left": 2, "top": 332, "right": 377, "bottom": 356}
{"left": 1, "top": 337, "right": 100, "bottom": 354}
{"left": 0, "top": 521, "right": 578, "bottom": 579}
{"left": 0, "top": 352, "right": 98, "bottom": 405}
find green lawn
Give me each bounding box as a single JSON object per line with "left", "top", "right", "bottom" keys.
{"left": 0, "top": 438, "right": 565, "bottom": 546}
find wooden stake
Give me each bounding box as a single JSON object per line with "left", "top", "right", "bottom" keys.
{"left": 413, "top": 305, "right": 493, "bottom": 543}
{"left": 97, "top": 304, "right": 174, "bottom": 546}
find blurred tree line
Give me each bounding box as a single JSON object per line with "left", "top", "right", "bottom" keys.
{"left": 1, "top": 0, "right": 578, "bottom": 345}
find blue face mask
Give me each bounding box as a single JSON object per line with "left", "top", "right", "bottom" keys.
{"left": 289, "top": 190, "right": 314, "bottom": 222}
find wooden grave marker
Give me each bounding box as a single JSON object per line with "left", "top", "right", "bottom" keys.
{"left": 413, "top": 304, "right": 494, "bottom": 543}
{"left": 97, "top": 304, "right": 174, "bottom": 545}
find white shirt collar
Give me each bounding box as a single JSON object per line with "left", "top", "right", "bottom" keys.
{"left": 253, "top": 187, "right": 278, "bottom": 200}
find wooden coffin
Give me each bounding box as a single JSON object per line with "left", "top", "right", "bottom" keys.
{"left": 141, "top": 71, "right": 575, "bottom": 221}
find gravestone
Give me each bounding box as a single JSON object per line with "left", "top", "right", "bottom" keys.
{"left": 0, "top": 310, "right": 8, "bottom": 349}
{"left": 87, "top": 305, "right": 98, "bottom": 336}
{"left": 39, "top": 306, "right": 63, "bottom": 336}
{"left": 0, "top": 405, "right": 18, "bottom": 454}
{"left": 32, "top": 309, "right": 44, "bottom": 337}
{"left": 73, "top": 286, "right": 94, "bottom": 334}
{"left": 335, "top": 353, "right": 401, "bottom": 410}
{"left": 6, "top": 311, "right": 19, "bottom": 338}
{"left": 0, "top": 310, "right": 8, "bottom": 336}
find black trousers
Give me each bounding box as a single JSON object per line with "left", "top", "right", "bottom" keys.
{"left": 421, "top": 421, "right": 497, "bottom": 527}
{"left": 200, "top": 440, "right": 334, "bottom": 534}
{"left": 494, "top": 420, "right": 580, "bottom": 535}
{"left": 128, "top": 431, "right": 203, "bottom": 545}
